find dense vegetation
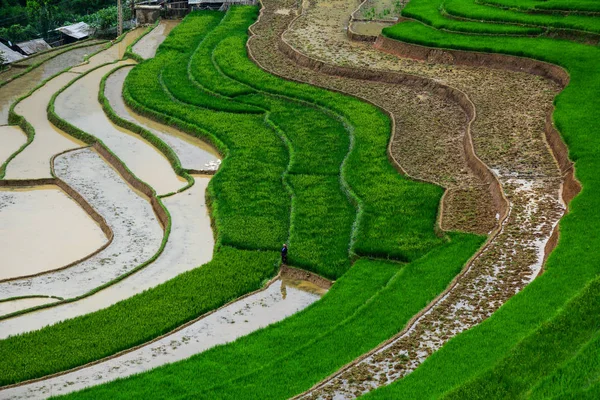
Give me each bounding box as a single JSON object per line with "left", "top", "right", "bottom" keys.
{"left": 0, "top": 7, "right": 486, "bottom": 395}
{"left": 0, "top": 0, "right": 130, "bottom": 43}
{"left": 357, "top": 1, "right": 600, "bottom": 398}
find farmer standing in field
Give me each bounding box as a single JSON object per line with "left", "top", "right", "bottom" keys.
{"left": 281, "top": 243, "right": 288, "bottom": 265}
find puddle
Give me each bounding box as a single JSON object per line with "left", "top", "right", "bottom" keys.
{"left": 0, "top": 43, "right": 106, "bottom": 125}
{"left": 105, "top": 66, "right": 221, "bottom": 172}
{"left": 0, "top": 185, "right": 107, "bottom": 281}
{"left": 0, "top": 176, "right": 214, "bottom": 338}
{"left": 5, "top": 72, "right": 84, "bottom": 179}
{"left": 350, "top": 21, "right": 394, "bottom": 37}
{"left": 133, "top": 20, "right": 180, "bottom": 60}
{"left": 0, "top": 125, "right": 27, "bottom": 167}
{"left": 0, "top": 278, "right": 325, "bottom": 399}
{"left": 55, "top": 62, "right": 186, "bottom": 194}
{"left": 0, "top": 297, "right": 59, "bottom": 316}
{"left": 0, "top": 148, "right": 163, "bottom": 306}
{"left": 70, "top": 29, "right": 145, "bottom": 73}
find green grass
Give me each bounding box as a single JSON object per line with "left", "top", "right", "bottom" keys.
{"left": 359, "top": 2, "right": 600, "bottom": 399}
{"left": 443, "top": 0, "right": 600, "bottom": 34}
{"left": 0, "top": 247, "right": 278, "bottom": 386}
{"left": 0, "top": 6, "right": 485, "bottom": 393}
{"left": 480, "top": 0, "right": 600, "bottom": 13}
{"left": 61, "top": 233, "right": 484, "bottom": 400}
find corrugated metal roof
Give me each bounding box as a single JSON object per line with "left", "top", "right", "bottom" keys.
{"left": 15, "top": 38, "right": 52, "bottom": 55}
{"left": 55, "top": 22, "right": 92, "bottom": 40}
{"left": 0, "top": 43, "right": 25, "bottom": 63}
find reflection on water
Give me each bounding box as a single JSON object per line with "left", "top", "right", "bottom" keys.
{"left": 0, "top": 185, "right": 107, "bottom": 281}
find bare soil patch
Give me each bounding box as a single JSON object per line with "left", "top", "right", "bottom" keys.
{"left": 250, "top": 0, "right": 566, "bottom": 397}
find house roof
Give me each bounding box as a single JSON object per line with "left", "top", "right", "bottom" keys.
{"left": 55, "top": 22, "right": 92, "bottom": 40}
{"left": 0, "top": 42, "right": 25, "bottom": 63}
{"left": 15, "top": 38, "right": 52, "bottom": 55}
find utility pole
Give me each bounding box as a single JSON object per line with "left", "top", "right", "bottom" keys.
{"left": 117, "top": 0, "right": 123, "bottom": 37}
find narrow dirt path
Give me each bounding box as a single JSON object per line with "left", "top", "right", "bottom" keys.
{"left": 0, "top": 276, "right": 327, "bottom": 400}
{"left": 243, "top": 0, "right": 566, "bottom": 398}
{"left": 0, "top": 175, "right": 214, "bottom": 338}
{"left": 253, "top": 1, "right": 564, "bottom": 398}
{"left": 0, "top": 148, "right": 162, "bottom": 310}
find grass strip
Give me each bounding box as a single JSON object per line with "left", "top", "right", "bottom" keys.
{"left": 61, "top": 233, "right": 484, "bottom": 399}
{"left": 360, "top": 8, "right": 600, "bottom": 399}
{"left": 0, "top": 247, "right": 278, "bottom": 386}
{"left": 444, "top": 0, "right": 600, "bottom": 35}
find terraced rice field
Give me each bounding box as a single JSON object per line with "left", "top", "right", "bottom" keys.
{"left": 0, "top": 0, "right": 597, "bottom": 398}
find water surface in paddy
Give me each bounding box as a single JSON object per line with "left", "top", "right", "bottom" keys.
{"left": 5, "top": 72, "right": 84, "bottom": 179}
{"left": 0, "top": 185, "right": 107, "bottom": 281}
{"left": 70, "top": 28, "right": 145, "bottom": 73}
{"left": 105, "top": 66, "right": 221, "bottom": 172}
{"left": 56, "top": 62, "right": 186, "bottom": 194}
{"left": 0, "top": 277, "right": 326, "bottom": 399}
{"left": 0, "top": 125, "right": 26, "bottom": 167}
{"left": 0, "top": 297, "right": 59, "bottom": 316}
{"left": 0, "top": 176, "right": 215, "bottom": 338}
{"left": 0, "top": 43, "right": 106, "bottom": 125}
{"left": 132, "top": 20, "right": 180, "bottom": 60}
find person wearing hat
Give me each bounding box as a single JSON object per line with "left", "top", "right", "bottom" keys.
{"left": 281, "top": 243, "right": 288, "bottom": 265}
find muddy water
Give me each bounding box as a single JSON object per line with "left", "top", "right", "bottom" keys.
{"left": 0, "top": 278, "right": 325, "bottom": 400}
{"left": 70, "top": 29, "right": 145, "bottom": 73}
{"left": 0, "top": 125, "right": 26, "bottom": 167}
{"left": 105, "top": 66, "right": 221, "bottom": 172}
{"left": 0, "top": 148, "right": 163, "bottom": 307}
{"left": 0, "top": 176, "right": 214, "bottom": 338}
{"left": 133, "top": 20, "right": 179, "bottom": 60}
{"left": 55, "top": 62, "right": 186, "bottom": 194}
{"left": 0, "top": 297, "right": 59, "bottom": 316}
{"left": 4, "top": 72, "right": 84, "bottom": 179}
{"left": 0, "top": 44, "right": 105, "bottom": 125}
{"left": 0, "top": 185, "right": 107, "bottom": 281}
{"left": 350, "top": 21, "right": 393, "bottom": 36}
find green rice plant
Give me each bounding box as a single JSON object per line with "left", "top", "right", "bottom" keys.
{"left": 401, "top": 0, "right": 544, "bottom": 34}
{"left": 60, "top": 233, "right": 484, "bottom": 399}
{"left": 480, "top": 0, "right": 600, "bottom": 14}
{"left": 0, "top": 247, "right": 278, "bottom": 386}
{"left": 441, "top": 277, "right": 600, "bottom": 399}
{"left": 211, "top": 17, "right": 447, "bottom": 261}
{"left": 188, "top": 9, "right": 256, "bottom": 96}
{"left": 443, "top": 0, "right": 600, "bottom": 35}
{"left": 363, "top": 8, "right": 600, "bottom": 400}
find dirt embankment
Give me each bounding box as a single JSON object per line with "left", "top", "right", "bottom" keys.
{"left": 246, "top": 0, "right": 569, "bottom": 398}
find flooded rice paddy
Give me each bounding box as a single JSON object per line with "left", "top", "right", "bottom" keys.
{"left": 132, "top": 20, "right": 179, "bottom": 60}
{"left": 5, "top": 72, "right": 84, "bottom": 179}
{"left": 0, "top": 43, "right": 106, "bottom": 125}
{"left": 0, "top": 148, "right": 162, "bottom": 308}
{"left": 70, "top": 29, "right": 145, "bottom": 73}
{"left": 0, "top": 277, "right": 326, "bottom": 400}
{"left": 0, "top": 126, "right": 26, "bottom": 167}
{"left": 0, "top": 176, "right": 214, "bottom": 338}
{"left": 55, "top": 62, "right": 187, "bottom": 195}
{"left": 0, "top": 297, "right": 59, "bottom": 317}
{"left": 105, "top": 66, "right": 221, "bottom": 172}
{"left": 0, "top": 185, "right": 107, "bottom": 282}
